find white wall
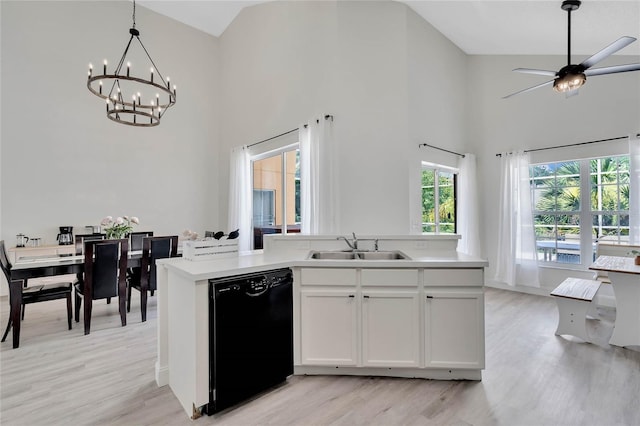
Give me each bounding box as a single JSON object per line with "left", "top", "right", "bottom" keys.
{"left": 3, "top": 0, "right": 637, "bottom": 296}
{"left": 0, "top": 1, "right": 220, "bottom": 247}
{"left": 468, "top": 54, "right": 640, "bottom": 293}
{"left": 218, "top": 0, "right": 468, "bottom": 235}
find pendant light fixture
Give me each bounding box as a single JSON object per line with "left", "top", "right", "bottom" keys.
{"left": 87, "top": 0, "right": 176, "bottom": 127}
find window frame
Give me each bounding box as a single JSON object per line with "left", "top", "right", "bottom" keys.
{"left": 420, "top": 162, "right": 458, "bottom": 234}
{"left": 250, "top": 142, "right": 300, "bottom": 249}
{"left": 529, "top": 154, "right": 630, "bottom": 268}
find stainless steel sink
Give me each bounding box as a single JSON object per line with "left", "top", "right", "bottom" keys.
{"left": 308, "top": 250, "right": 409, "bottom": 260}
{"left": 358, "top": 251, "right": 409, "bottom": 260}
{"left": 308, "top": 251, "right": 358, "bottom": 260}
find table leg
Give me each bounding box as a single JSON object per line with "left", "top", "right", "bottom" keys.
{"left": 608, "top": 271, "right": 640, "bottom": 347}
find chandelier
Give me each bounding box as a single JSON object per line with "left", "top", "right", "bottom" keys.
{"left": 87, "top": 0, "right": 176, "bottom": 127}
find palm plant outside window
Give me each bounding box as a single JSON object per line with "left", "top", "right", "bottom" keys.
{"left": 529, "top": 155, "right": 629, "bottom": 266}
{"left": 421, "top": 166, "right": 457, "bottom": 233}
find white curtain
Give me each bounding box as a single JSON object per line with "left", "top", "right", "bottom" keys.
{"left": 300, "top": 115, "right": 336, "bottom": 234}
{"left": 630, "top": 134, "right": 640, "bottom": 245}
{"left": 228, "top": 146, "right": 252, "bottom": 252}
{"left": 456, "top": 153, "right": 481, "bottom": 257}
{"left": 494, "top": 151, "right": 539, "bottom": 287}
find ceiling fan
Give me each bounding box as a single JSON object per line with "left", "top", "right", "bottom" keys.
{"left": 504, "top": 0, "right": 640, "bottom": 99}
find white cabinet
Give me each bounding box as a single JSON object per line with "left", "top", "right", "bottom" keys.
{"left": 296, "top": 266, "right": 485, "bottom": 378}
{"left": 361, "top": 290, "right": 420, "bottom": 367}
{"left": 299, "top": 268, "right": 420, "bottom": 368}
{"left": 424, "top": 289, "right": 484, "bottom": 369}
{"left": 300, "top": 289, "right": 357, "bottom": 366}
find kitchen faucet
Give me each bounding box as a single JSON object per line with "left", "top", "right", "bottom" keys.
{"left": 337, "top": 232, "right": 358, "bottom": 250}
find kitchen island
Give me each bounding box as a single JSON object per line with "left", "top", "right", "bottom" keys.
{"left": 156, "top": 234, "right": 488, "bottom": 419}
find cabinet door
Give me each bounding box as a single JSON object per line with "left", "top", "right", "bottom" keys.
{"left": 300, "top": 289, "right": 358, "bottom": 366}
{"left": 362, "top": 290, "right": 420, "bottom": 367}
{"left": 424, "top": 289, "right": 484, "bottom": 369}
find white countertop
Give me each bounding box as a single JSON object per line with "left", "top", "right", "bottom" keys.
{"left": 158, "top": 249, "right": 488, "bottom": 282}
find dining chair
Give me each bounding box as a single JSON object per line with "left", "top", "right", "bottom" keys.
{"left": 74, "top": 233, "right": 106, "bottom": 255}
{"left": 0, "top": 240, "right": 73, "bottom": 346}
{"left": 74, "top": 239, "right": 128, "bottom": 335}
{"left": 128, "top": 231, "right": 154, "bottom": 252}
{"left": 127, "top": 235, "right": 178, "bottom": 322}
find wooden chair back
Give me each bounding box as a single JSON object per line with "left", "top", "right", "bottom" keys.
{"left": 0, "top": 240, "right": 13, "bottom": 284}
{"left": 75, "top": 233, "right": 106, "bottom": 255}
{"left": 129, "top": 231, "right": 154, "bottom": 252}
{"left": 83, "top": 239, "right": 128, "bottom": 301}
{"left": 142, "top": 236, "right": 179, "bottom": 292}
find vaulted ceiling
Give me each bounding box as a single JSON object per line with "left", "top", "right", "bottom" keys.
{"left": 138, "top": 1, "right": 640, "bottom": 56}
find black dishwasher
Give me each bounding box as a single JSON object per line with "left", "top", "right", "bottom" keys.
{"left": 205, "top": 268, "right": 293, "bottom": 414}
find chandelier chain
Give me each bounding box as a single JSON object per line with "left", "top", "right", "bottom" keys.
{"left": 132, "top": 0, "right": 136, "bottom": 29}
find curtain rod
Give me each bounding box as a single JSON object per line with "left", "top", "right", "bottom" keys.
{"left": 247, "top": 115, "right": 334, "bottom": 148}
{"left": 495, "top": 133, "right": 639, "bottom": 157}
{"left": 418, "top": 143, "right": 465, "bottom": 158}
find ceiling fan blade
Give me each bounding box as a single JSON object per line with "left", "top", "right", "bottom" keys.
{"left": 513, "top": 68, "right": 557, "bottom": 77}
{"left": 503, "top": 80, "right": 554, "bottom": 99}
{"left": 585, "top": 63, "right": 640, "bottom": 76}
{"left": 580, "top": 36, "right": 637, "bottom": 69}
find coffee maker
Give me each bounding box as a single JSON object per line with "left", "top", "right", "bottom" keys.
{"left": 57, "top": 226, "right": 73, "bottom": 245}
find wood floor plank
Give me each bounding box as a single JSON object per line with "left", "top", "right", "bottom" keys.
{"left": 2, "top": 287, "right": 640, "bottom": 425}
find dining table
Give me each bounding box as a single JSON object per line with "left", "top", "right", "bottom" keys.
{"left": 7, "top": 251, "right": 142, "bottom": 349}
{"left": 589, "top": 255, "right": 640, "bottom": 347}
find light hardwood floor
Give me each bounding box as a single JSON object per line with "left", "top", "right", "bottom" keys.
{"left": 1, "top": 287, "right": 639, "bottom": 426}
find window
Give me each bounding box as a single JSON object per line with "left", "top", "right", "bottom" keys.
{"left": 421, "top": 163, "right": 457, "bottom": 233}
{"left": 251, "top": 146, "right": 301, "bottom": 249}
{"left": 530, "top": 155, "right": 630, "bottom": 266}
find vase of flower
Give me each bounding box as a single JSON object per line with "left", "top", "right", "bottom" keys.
{"left": 101, "top": 215, "right": 139, "bottom": 239}
{"left": 628, "top": 250, "right": 640, "bottom": 266}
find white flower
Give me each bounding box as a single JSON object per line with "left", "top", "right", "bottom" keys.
{"left": 100, "top": 216, "right": 113, "bottom": 226}
{"left": 115, "top": 217, "right": 124, "bottom": 224}
{"left": 130, "top": 216, "right": 139, "bottom": 224}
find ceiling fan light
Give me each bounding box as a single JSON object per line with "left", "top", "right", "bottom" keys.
{"left": 553, "top": 72, "right": 586, "bottom": 93}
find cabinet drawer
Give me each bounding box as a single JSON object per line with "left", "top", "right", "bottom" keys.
{"left": 300, "top": 268, "right": 357, "bottom": 286}
{"left": 361, "top": 269, "right": 419, "bottom": 286}
{"left": 423, "top": 268, "right": 483, "bottom": 286}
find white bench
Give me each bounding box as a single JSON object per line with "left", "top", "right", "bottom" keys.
{"left": 550, "top": 277, "right": 602, "bottom": 342}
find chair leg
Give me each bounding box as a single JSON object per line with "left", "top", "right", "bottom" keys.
{"left": 75, "top": 292, "right": 82, "bottom": 323}
{"left": 127, "top": 284, "right": 132, "bottom": 313}
{"left": 119, "top": 295, "right": 127, "bottom": 327}
{"left": 141, "top": 290, "right": 148, "bottom": 322}
{"left": 1, "top": 317, "right": 12, "bottom": 342}
{"left": 84, "top": 298, "right": 92, "bottom": 335}
{"left": 21, "top": 304, "right": 25, "bottom": 321}
{"left": 106, "top": 297, "right": 111, "bottom": 304}
{"left": 150, "top": 290, "right": 154, "bottom": 297}
{"left": 66, "top": 293, "right": 72, "bottom": 330}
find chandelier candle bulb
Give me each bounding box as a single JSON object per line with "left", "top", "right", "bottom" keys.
{"left": 127, "top": 62, "right": 130, "bottom": 77}
{"left": 150, "top": 67, "right": 154, "bottom": 83}
{"left": 103, "top": 60, "right": 107, "bottom": 74}
{"left": 99, "top": 81, "right": 102, "bottom": 95}
{"left": 88, "top": 63, "right": 92, "bottom": 77}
